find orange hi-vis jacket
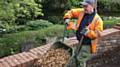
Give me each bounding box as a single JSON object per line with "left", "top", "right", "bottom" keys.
{"left": 64, "top": 8, "right": 103, "bottom": 54}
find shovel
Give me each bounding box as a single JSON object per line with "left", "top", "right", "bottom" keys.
{"left": 65, "top": 36, "right": 84, "bottom": 67}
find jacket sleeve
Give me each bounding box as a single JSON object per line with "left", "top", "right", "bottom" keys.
{"left": 95, "top": 17, "right": 103, "bottom": 32}
{"left": 87, "top": 17, "right": 103, "bottom": 39}
{"left": 63, "top": 8, "right": 84, "bottom": 19}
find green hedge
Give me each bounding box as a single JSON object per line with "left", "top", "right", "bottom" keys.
{"left": 0, "top": 20, "right": 54, "bottom": 34}
{"left": 26, "top": 20, "right": 53, "bottom": 30}
{"left": 0, "top": 25, "right": 64, "bottom": 58}
{"left": 47, "top": 16, "right": 64, "bottom": 24}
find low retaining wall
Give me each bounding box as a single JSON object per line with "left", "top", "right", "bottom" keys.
{"left": 0, "top": 23, "right": 120, "bottom": 67}
{"left": 0, "top": 43, "right": 52, "bottom": 67}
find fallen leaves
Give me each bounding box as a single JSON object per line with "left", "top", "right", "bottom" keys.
{"left": 36, "top": 48, "right": 70, "bottom": 67}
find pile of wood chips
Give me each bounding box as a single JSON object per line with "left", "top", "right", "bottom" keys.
{"left": 35, "top": 48, "right": 70, "bottom": 67}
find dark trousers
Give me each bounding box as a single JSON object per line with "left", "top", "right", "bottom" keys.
{"left": 77, "top": 45, "right": 91, "bottom": 67}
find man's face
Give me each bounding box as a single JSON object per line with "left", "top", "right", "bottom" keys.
{"left": 83, "top": 4, "right": 94, "bottom": 14}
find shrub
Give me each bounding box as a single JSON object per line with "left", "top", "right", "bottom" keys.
{"left": 68, "top": 0, "right": 82, "bottom": 8}
{"left": 47, "top": 16, "right": 64, "bottom": 24}
{"left": 26, "top": 20, "right": 53, "bottom": 30}
{"left": 0, "top": 20, "right": 53, "bottom": 34}
{"left": 0, "top": 0, "right": 43, "bottom": 25}
{"left": 35, "top": 25, "right": 64, "bottom": 43}
{"left": 98, "top": 0, "right": 120, "bottom": 13}
{"left": 0, "top": 22, "right": 17, "bottom": 34}
{"left": 0, "top": 25, "right": 64, "bottom": 58}
{"left": 14, "top": 25, "right": 29, "bottom": 32}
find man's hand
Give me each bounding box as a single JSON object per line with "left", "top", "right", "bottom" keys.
{"left": 65, "top": 19, "right": 70, "bottom": 24}
{"left": 80, "top": 27, "right": 90, "bottom": 35}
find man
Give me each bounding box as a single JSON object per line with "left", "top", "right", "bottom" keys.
{"left": 64, "top": 0, "right": 103, "bottom": 66}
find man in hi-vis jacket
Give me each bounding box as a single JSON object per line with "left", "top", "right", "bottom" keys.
{"left": 64, "top": 0, "right": 103, "bottom": 66}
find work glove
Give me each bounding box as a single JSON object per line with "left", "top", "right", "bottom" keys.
{"left": 80, "top": 27, "right": 90, "bottom": 36}
{"left": 65, "top": 19, "right": 70, "bottom": 25}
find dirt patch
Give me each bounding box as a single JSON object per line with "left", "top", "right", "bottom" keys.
{"left": 87, "top": 45, "right": 120, "bottom": 67}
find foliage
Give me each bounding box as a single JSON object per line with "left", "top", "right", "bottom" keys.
{"left": 14, "top": 0, "right": 43, "bottom": 24}
{"left": 103, "top": 17, "right": 120, "bottom": 29}
{"left": 36, "top": 0, "right": 82, "bottom": 24}
{"left": 0, "top": 0, "right": 16, "bottom": 23}
{"left": 98, "top": 0, "right": 120, "bottom": 13}
{"left": 35, "top": 25, "right": 64, "bottom": 43}
{"left": 0, "top": 19, "right": 54, "bottom": 33}
{"left": 0, "top": 0, "right": 43, "bottom": 25}
{"left": 0, "top": 22, "right": 29, "bottom": 34}
{"left": 36, "top": 0, "right": 70, "bottom": 23}
{"left": 0, "top": 30, "right": 38, "bottom": 57}
{"left": 68, "top": 0, "right": 82, "bottom": 8}
{"left": 26, "top": 20, "right": 53, "bottom": 30}
{"left": 0, "top": 25, "right": 64, "bottom": 57}
{"left": 47, "top": 16, "right": 64, "bottom": 24}
{"left": 35, "top": 0, "right": 83, "bottom": 24}
{"left": 41, "top": 0, "right": 69, "bottom": 12}
{"left": 0, "top": 21, "right": 16, "bottom": 33}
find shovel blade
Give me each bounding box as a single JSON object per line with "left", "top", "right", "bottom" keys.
{"left": 65, "top": 56, "right": 78, "bottom": 67}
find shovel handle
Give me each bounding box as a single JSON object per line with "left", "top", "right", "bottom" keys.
{"left": 62, "top": 23, "right": 68, "bottom": 42}
{"left": 75, "top": 36, "right": 84, "bottom": 55}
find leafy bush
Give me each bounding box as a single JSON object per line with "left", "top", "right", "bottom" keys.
{"left": 35, "top": 25, "right": 64, "bottom": 44}
{"left": 0, "top": 0, "right": 16, "bottom": 23}
{"left": 14, "top": 25, "right": 29, "bottom": 32}
{"left": 0, "top": 0, "right": 43, "bottom": 25}
{"left": 0, "top": 21, "right": 29, "bottom": 34}
{"left": 39, "top": 25, "right": 64, "bottom": 37}
{"left": 39, "top": 0, "right": 70, "bottom": 24}
{"left": 0, "top": 21, "right": 17, "bottom": 33}
{"left": 68, "top": 0, "right": 82, "bottom": 8}
{"left": 15, "top": 0, "right": 43, "bottom": 24}
{"left": 41, "top": 0, "right": 69, "bottom": 13}
{"left": 0, "top": 19, "right": 54, "bottom": 34}
{"left": 0, "top": 30, "right": 39, "bottom": 57}
{"left": 26, "top": 20, "right": 53, "bottom": 30}
{"left": 98, "top": 0, "right": 120, "bottom": 13}
{"left": 47, "top": 16, "right": 64, "bottom": 24}
{"left": 0, "top": 25, "right": 64, "bottom": 58}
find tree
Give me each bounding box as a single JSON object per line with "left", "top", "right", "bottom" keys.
{"left": 35, "top": 0, "right": 70, "bottom": 24}
{"left": 69, "top": 0, "right": 82, "bottom": 8}
{"left": 0, "top": 0, "right": 15, "bottom": 23}
{"left": 0, "top": 0, "right": 43, "bottom": 25}
{"left": 14, "top": 0, "right": 43, "bottom": 24}
{"left": 36, "top": 0, "right": 82, "bottom": 17}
